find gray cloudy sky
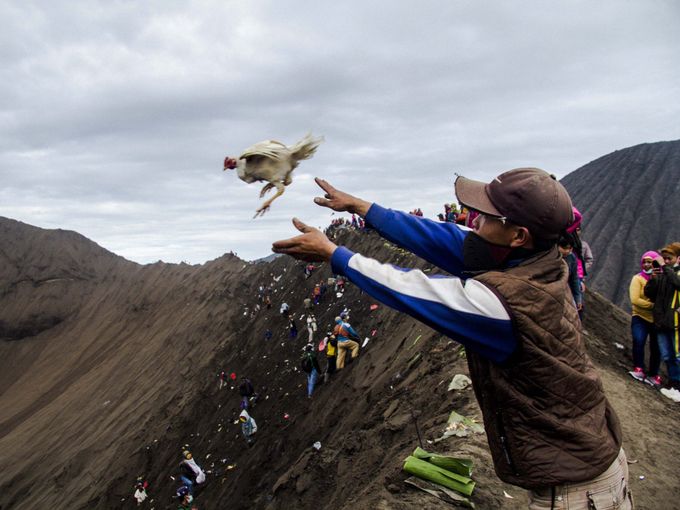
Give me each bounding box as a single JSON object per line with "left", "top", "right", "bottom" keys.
{"left": 1, "top": 1, "right": 678, "bottom": 264}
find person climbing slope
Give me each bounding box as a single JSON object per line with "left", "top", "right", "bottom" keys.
{"left": 333, "top": 316, "right": 360, "bottom": 369}
{"left": 239, "top": 409, "right": 258, "bottom": 446}
{"left": 288, "top": 314, "right": 298, "bottom": 338}
{"left": 306, "top": 313, "right": 317, "bottom": 343}
{"left": 175, "top": 486, "right": 198, "bottom": 510}
{"left": 133, "top": 479, "right": 148, "bottom": 505}
{"left": 179, "top": 450, "right": 206, "bottom": 496}
{"left": 301, "top": 342, "right": 322, "bottom": 398}
{"left": 280, "top": 302, "right": 290, "bottom": 316}
{"left": 238, "top": 377, "right": 255, "bottom": 410}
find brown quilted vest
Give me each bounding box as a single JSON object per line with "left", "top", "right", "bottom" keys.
{"left": 468, "top": 248, "right": 622, "bottom": 489}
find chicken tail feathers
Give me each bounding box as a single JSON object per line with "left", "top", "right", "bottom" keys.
{"left": 289, "top": 133, "right": 324, "bottom": 161}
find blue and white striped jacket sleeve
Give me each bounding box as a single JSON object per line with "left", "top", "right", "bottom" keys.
{"left": 331, "top": 246, "right": 516, "bottom": 364}
{"left": 365, "top": 204, "right": 468, "bottom": 277}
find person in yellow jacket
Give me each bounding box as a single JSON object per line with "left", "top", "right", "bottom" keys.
{"left": 628, "top": 251, "right": 661, "bottom": 386}
{"left": 326, "top": 333, "right": 337, "bottom": 375}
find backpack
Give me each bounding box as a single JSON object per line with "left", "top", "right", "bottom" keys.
{"left": 301, "top": 353, "right": 313, "bottom": 373}
{"left": 334, "top": 323, "right": 356, "bottom": 340}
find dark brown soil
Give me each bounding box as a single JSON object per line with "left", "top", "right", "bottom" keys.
{"left": 1, "top": 217, "right": 678, "bottom": 510}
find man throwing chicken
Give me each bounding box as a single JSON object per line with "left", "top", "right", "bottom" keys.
{"left": 272, "top": 169, "right": 629, "bottom": 509}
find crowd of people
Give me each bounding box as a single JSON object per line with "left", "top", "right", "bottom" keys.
{"left": 628, "top": 242, "right": 680, "bottom": 401}
{"left": 130, "top": 232, "right": 370, "bottom": 508}
{"left": 326, "top": 213, "right": 365, "bottom": 232}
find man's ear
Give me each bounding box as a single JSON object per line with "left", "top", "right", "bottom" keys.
{"left": 510, "top": 226, "right": 533, "bottom": 248}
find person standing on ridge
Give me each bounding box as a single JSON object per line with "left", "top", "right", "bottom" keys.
{"left": 645, "top": 243, "right": 680, "bottom": 401}
{"left": 565, "top": 208, "right": 591, "bottom": 320}
{"left": 557, "top": 236, "right": 582, "bottom": 313}
{"left": 324, "top": 333, "right": 338, "bottom": 382}
{"left": 272, "top": 169, "right": 629, "bottom": 509}
{"left": 628, "top": 251, "right": 661, "bottom": 387}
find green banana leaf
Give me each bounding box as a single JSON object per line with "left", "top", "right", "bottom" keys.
{"left": 412, "top": 447, "right": 473, "bottom": 477}
{"left": 403, "top": 456, "right": 475, "bottom": 497}
{"left": 404, "top": 476, "right": 476, "bottom": 508}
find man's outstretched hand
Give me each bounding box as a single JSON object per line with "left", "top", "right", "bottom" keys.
{"left": 272, "top": 218, "right": 338, "bottom": 262}
{"left": 313, "top": 178, "right": 371, "bottom": 217}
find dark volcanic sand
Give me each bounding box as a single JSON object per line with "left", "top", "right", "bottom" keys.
{"left": 1, "top": 218, "right": 678, "bottom": 510}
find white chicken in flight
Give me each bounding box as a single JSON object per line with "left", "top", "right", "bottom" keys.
{"left": 223, "top": 133, "right": 324, "bottom": 217}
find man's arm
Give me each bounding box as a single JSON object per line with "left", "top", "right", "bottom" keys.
{"left": 272, "top": 220, "right": 515, "bottom": 362}
{"left": 312, "top": 178, "right": 468, "bottom": 276}
{"left": 364, "top": 204, "right": 468, "bottom": 276}
{"left": 331, "top": 247, "right": 516, "bottom": 364}
{"left": 662, "top": 265, "right": 680, "bottom": 289}
{"left": 644, "top": 277, "right": 658, "bottom": 301}
{"left": 629, "top": 276, "right": 653, "bottom": 309}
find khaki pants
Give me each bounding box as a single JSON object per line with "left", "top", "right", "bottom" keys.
{"left": 528, "top": 448, "right": 633, "bottom": 509}
{"left": 336, "top": 340, "right": 359, "bottom": 369}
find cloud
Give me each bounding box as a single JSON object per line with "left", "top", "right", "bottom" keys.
{"left": 1, "top": 0, "right": 679, "bottom": 263}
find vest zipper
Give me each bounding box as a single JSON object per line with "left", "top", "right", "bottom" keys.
{"left": 496, "top": 410, "right": 519, "bottom": 476}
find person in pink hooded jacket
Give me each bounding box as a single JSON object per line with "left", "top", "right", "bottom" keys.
{"left": 565, "top": 207, "right": 593, "bottom": 320}
{"left": 628, "top": 251, "right": 662, "bottom": 387}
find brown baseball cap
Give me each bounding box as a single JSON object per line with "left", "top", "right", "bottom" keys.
{"left": 660, "top": 243, "right": 680, "bottom": 257}
{"left": 454, "top": 167, "right": 574, "bottom": 240}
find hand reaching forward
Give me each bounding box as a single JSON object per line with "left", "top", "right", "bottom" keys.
{"left": 272, "top": 218, "right": 338, "bottom": 262}
{"left": 313, "top": 178, "right": 371, "bottom": 217}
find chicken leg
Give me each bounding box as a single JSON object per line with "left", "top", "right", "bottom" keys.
{"left": 254, "top": 182, "right": 286, "bottom": 218}
{"left": 259, "top": 183, "right": 275, "bottom": 198}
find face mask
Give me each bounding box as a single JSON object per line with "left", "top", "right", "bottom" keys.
{"left": 462, "top": 232, "right": 514, "bottom": 272}
{"left": 643, "top": 268, "right": 653, "bottom": 274}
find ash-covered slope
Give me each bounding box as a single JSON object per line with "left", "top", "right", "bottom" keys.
{"left": 0, "top": 217, "right": 256, "bottom": 508}
{"left": 561, "top": 140, "right": 680, "bottom": 308}
{"left": 0, "top": 217, "right": 134, "bottom": 343}
{"left": 1, "top": 219, "right": 679, "bottom": 510}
